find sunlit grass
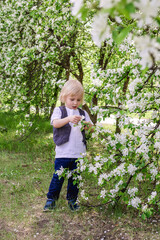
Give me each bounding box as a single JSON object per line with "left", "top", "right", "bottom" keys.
{"left": 0, "top": 110, "right": 159, "bottom": 240}
{"left": 128, "top": 111, "right": 152, "bottom": 119}
{"left": 101, "top": 123, "right": 116, "bottom": 132}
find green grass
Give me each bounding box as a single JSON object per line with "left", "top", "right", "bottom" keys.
{"left": 102, "top": 122, "right": 116, "bottom": 131}
{"left": 128, "top": 111, "right": 152, "bottom": 119}
{"left": 0, "top": 110, "right": 160, "bottom": 240}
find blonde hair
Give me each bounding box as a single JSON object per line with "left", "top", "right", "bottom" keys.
{"left": 60, "top": 79, "right": 84, "bottom": 103}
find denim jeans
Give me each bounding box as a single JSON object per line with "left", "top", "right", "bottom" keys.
{"left": 47, "top": 158, "right": 79, "bottom": 201}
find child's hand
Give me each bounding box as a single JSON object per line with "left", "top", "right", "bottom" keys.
{"left": 83, "top": 121, "right": 94, "bottom": 132}
{"left": 69, "top": 115, "right": 82, "bottom": 124}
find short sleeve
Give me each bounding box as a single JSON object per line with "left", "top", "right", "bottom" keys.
{"left": 50, "top": 107, "right": 61, "bottom": 125}
{"left": 84, "top": 110, "right": 93, "bottom": 125}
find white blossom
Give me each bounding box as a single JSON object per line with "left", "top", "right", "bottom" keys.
{"left": 115, "top": 16, "right": 122, "bottom": 24}
{"left": 112, "top": 163, "right": 126, "bottom": 177}
{"left": 122, "top": 148, "right": 129, "bottom": 156}
{"left": 148, "top": 191, "right": 157, "bottom": 202}
{"left": 70, "top": 0, "right": 83, "bottom": 16}
{"left": 109, "top": 155, "right": 116, "bottom": 163}
{"left": 115, "top": 133, "right": 127, "bottom": 145}
{"left": 134, "top": 36, "right": 160, "bottom": 68}
{"left": 142, "top": 204, "right": 148, "bottom": 212}
{"left": 98, "top": 173, "right": 109, "bottom": 185}
{"left": 128, "top": 197, "right": 141, "bottom": 208}
{"left": 80, "top": 190, "right": 88, "bottom": 200}
{"left": 56, "top": 166, "right": 64, "bottom": 176}
{"left": 154, "top": 141, "right": 160, "bottom": 151}
{"left": 127, "top": 164, "right": 137, "bottom": 175}
{"left": 132, "top": 0, "right": 160, "bottom": 27}
{"left": 110, "top": 180, "right": 123, "bottom": 197}
{"left": 100, "top": 0, "right": 120, "bottom": 9}
{"left": 66, "top": 171, "right": 72, "bottom": 179}
{"left": 91, "top": 13, "right": 111, "bottom": 47}
{"left": 79, "top": 182, "right": 84, "bottom": 187}
{"left": 149, "top": 164, "right": 158, "bottom": 180}
{"left": 100, "top": 189, "right": 107, "bottom": 198}
{"left": 128, "top": 78, "right": 142, "bottom": 95}
{"left": 152, "top": 111, "right": 158, "bottom": 120}
{"left": 128, "top": 187, "right": 138, "bottom": 197}
{"left": 136, "top": 143, "right": 149, "bottom": 155}
{"left": 136, "top": 173, "right": 143, "bottom": 181}
{"left": 92, "top": 77, "right": 103, "bottom": 87}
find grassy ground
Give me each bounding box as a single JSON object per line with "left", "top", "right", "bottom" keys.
{"left": 0, "top": 111, "right": 160, "bottom": 240}
{"left": 128, "top": 111, "right": 152, "bottom": 119}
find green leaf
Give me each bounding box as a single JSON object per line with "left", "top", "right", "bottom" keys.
{"left": 116, "top": 2, "right": 132, "bottom": 19}
{"left": 141, "top": 67, "right": 149, "bottom": 76}
{"left": 155, "top": 17, "right": 160, "bottom": 25}
{"left": 125, "top": 3, "right": 136, "bottom": 14}
{"left": 131, "top": 127, "right": 135, "bottom": 134}
{"left": 73, "top": 180, "right": 77, "bottom": 185}
{"left": 116, "top": 142, "right": 122, "bottom": 149}
{"left": 141, "top": 213, "right": 146, "bottom": 220}
{"left": 113, "top": 26, "right": 132, "bottom": 45}
{"left": 80, "top": 6, "right": 88, "bottom": 21}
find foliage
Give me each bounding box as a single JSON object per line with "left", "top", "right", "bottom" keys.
{"left": 0, "top": 0, "right": 160, "bottom": 218}
{"left": 1, "top": 111, "right": 160, "bottom": 240}
{"left": 68, "top": 0, "right": 160, "bottom": 217}
{"left": 0, "top": 0, "right": 92, "bottom": 116}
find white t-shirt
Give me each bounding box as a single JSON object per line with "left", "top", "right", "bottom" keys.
{"left": 51, "top": 106, "right": 93, "bottom": 158}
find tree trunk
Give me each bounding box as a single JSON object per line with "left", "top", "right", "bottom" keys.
{"left": 36, "top": 105, "right": 39, "bottom": 115}
{"left": 115, "top": 75, "right": 130, "bottom": 134}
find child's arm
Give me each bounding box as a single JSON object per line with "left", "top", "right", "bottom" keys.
{"left": 53, "top": 115, "right": 82, "bottom": 128}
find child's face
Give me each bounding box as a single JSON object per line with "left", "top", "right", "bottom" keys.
{"left": 65, "top": 94, "right": 82, "bottom": 110}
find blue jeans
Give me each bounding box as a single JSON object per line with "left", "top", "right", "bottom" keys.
{"left": 47, "top": 158, "right": 79, "bottom": 201}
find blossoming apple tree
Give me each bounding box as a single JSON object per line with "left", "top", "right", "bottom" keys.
{"left": 0, "top": 0, "right": 92, "bottom": 115}
{"left": 0, "top": 0, "right": 160, "bottom": 217}
{"left": 67, "top": 0, "right": 160, "bottom": 218}
{"left": 0, "top": 0, "right": 94, "bottom": 136}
